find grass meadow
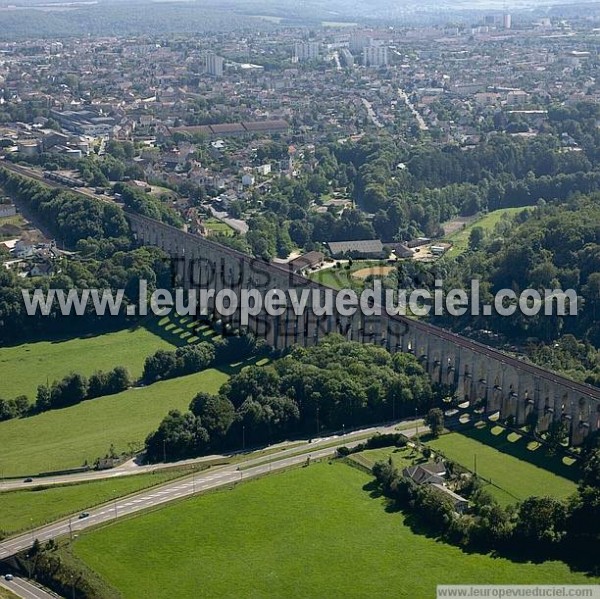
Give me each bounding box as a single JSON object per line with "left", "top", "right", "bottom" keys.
{"left": 0, "top": 311, "right": 222, "bottom": 401}
{"left": 0, "top": 368, "right": 229, "bottom": 478}
{"left": 310, "top": 260, "right": 389, "bottom": 290}
{"left": 445, "top": 207, "right": 526, "bottom": 257}
{"left": 426, "top": 431, "right": 577, "bottom": 505}
{"left": 203, "top": 218, "right": 235, "bottom": 237}
{"left": 73, "top": 461, "right": 598, "bottom": 599}
{"left": 0, "top": 326, "right": 177, "bottom": 400}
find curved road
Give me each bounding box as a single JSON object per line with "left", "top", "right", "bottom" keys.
{"left": 0, "top": 423, "right": 415, "bottom": 599}
{"left": 0, "top": 422, "right": 411, "bottom": 563}
{"left": 0, "top": 452, "right": 232, "bottom": 492}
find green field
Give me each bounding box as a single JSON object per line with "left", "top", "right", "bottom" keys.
{"left": 310, "top": 260, "right": 389, "bottom": 290}
{"left": 73, "top": 461, "right": 597, "bottom": 599}
{"left": 349, "top": 445, "right": 415, "bottom": 471}
{"left": 0, "top": 311, "right": 223, "bottom": 400}
{"left": 0, "top": 214, "right": 25, "bottom": 227}
{"left": 204, "top": 218, "right": 234, "bottom": 237}
{"left": 0, "top": 467, "right": 211, "bottom": 537}
{"left": 427, "top": 432, "right": 577, "bottom": 505}
{"left": 0, "top": 368, "right": 229, "bottom": 478}
{"left": 445, "top": 208, "right": 525, "bottom": 257}
{"left": 0, "top": 325, "right": 179, "bottom": 400}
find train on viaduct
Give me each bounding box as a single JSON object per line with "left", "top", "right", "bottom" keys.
{"left": 127, "top": 212, "right": 600, "bottom": 446}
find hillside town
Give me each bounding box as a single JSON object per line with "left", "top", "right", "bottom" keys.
{"left": 1, "top": 2, "right": 600, "bottom": 598}
{"left": 0, "top": 15, "right": 598, "bottom": 274}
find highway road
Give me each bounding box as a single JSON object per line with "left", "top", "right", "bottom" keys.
{"left": 0, "top": 422, "right": 410, "bottom": 562}
{"left": 0, "top": 451, "right": 231, "bottom": 492}
{"left": 0, "top": 576, "right": 58, "bottom": 599}
{"left": 0, "top": 423, "right": 414, "bottom": 599}
{"left": 0, "top": 425, "right": 394, "bottom": 492}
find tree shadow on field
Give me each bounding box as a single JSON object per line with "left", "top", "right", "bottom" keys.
{"left": 358, "top": 464, "right": 600, "bottom": 577}
{"left": 362, "top": 480, "right": 403, "bottom": 514}
{"left": 362, "top": 479, "right": 382, "bottom": 499}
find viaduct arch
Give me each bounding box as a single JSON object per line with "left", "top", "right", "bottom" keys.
{"left": 127, "top": 212, "right": 600, "bottom": 446}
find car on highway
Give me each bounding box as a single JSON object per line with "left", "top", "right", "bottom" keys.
{"left": 78, "top": 512, "right": 90, "bottom": 519}
{"left": 4, "top": 574, "right": 13, "bottom": 581}
{"left": 23, "top": 478, "right": 33, "bottom": 483}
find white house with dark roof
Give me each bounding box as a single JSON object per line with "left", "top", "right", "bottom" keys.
{"left": 403, "top": 461, "right": 469, "bottom": 513}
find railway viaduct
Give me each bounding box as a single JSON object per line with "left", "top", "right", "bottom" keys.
{"left": 127, "top": 212, "right": 600, "bottom": 446}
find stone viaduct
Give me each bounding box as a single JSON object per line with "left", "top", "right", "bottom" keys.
{"left": 127, "top": 212, "right": 600, "bottom": 446}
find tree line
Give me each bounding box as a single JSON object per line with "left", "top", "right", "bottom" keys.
{"left": 142, "top": 342, "right": 215, "bottom": 383}
{"left": 114, "top": 182, "right": 183, "bottom": 229}
{"left": 432, "top": 193, "right": 600, "bottom": 374}
{"left": 35, "top": 367, "right": 132, "bottom": 412}
{"left": 0, "top": 334, "right": 263, "bottom": 423}
{"left": 0, "top": 167, "right": 131, "bottom": 257}
{"left": 0, "top": 366, "right": 132, "bottom": 422}
{"left": 372, "top": 432, "right": 600, "bottom": 575}
{"left": 0, "top": 158, "right": 180, "bottom": 344}
{"left": 144, "top": 336, "right": 440, "bottom": 462}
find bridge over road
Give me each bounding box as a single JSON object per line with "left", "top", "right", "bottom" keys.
{"left": 127, "top": 212, "right": 600, "bottom": 447}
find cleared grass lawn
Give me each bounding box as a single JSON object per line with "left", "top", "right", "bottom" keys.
{"left": 0, "top": 326, "right": 177, "bottom": 400}
{"left": 350, "top": 445, "right": 416, "bottom": 471}
{"left": 427, "top": 432, "right": 577, "bottom": 505}
{"left": 73, "top": 461, "right": 597, "bottom": 599}
{"left": 203, "top": 218, "right": 234, "bottom": 237}
{"left": 0, "top": 369, "right": 229, "bottom": 478}
{"left": 310, "top": 260, "right": 389, "bottom": 290}
{"left": 0, "top": 587, "right": 18, "bottom": 599}
{"left": 445, "top": 207, "right": 526, "bottom": 257}
{"left": 0, "top": 467, "right": 208, "bottom": 537}
{"left": 0, "top": 311, "right": 222, "bottom": 400}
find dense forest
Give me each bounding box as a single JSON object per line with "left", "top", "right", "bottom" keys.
{"left": 0, "top": 167, "right": 131, "bottom": 257}
{"left": 430, "top": 195, "right": 600, "bottom": 381}
{"left": 239, "top": 102, "right": 600, "bottom": 260}
{"left": 144, "top": 336, "right": 439, "bottom": 462}
{"left": 0, "top": 168, "right": 176, "bottom": 344}
{"left": 0, "top": 4, "right": 272, "bottom": 40}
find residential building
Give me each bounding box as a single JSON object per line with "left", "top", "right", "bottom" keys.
{"left": 402, "top": 463, "right": 469, "bottom": 514}
{"left": 206, "top": 53, "right": 224, "bottom": 78}
{"left": 363, "top": 45, "right": 388, "bottom": 68}
{"left": 286, "top": 251, "right": 324, "bottom": 274}
{"left": 506, "top": 90, "right": 530, "bottom": 106}
{"left": 294, "top": 42, "right": 320, "bottom": 63}
{"left": 0, "top": 204, "right": 17, "bottom": 218}
{"left": 340, "top": 48, "right": 354, "bottom": 67}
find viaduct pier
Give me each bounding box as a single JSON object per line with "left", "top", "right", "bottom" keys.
{"left": 127, "top": 212, "right": 600, "bottom": 446}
